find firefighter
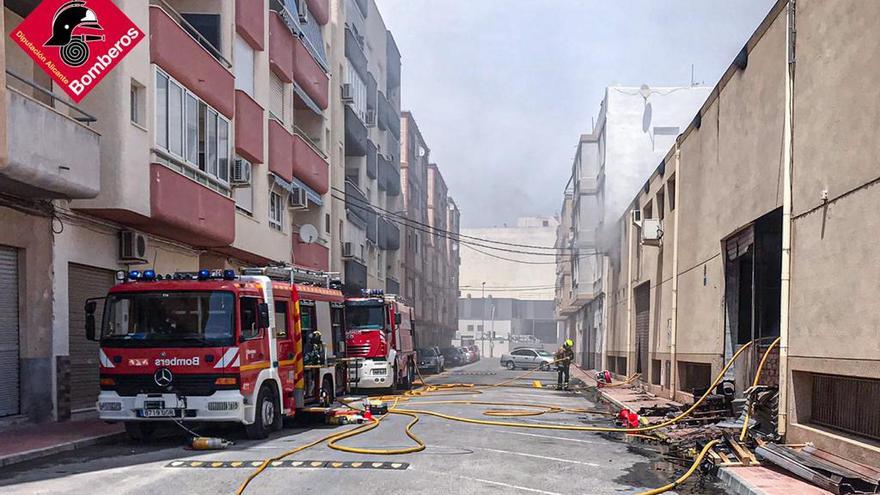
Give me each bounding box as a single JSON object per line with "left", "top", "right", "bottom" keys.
{"left": 555, "top": 339, "right": 574, "bottom": 390}
{"left": 306, "top": 330, "right": 325, "bottom": 365}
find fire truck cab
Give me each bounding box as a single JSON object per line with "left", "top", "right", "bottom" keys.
{"left": 86, "top": 267, "right": 346, "bottom": 440}
{"left": 345, "top": 290, "right": 416, "bottom": 390}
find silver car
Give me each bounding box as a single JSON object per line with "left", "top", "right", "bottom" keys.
{"left": 500, "top": 348, "right": 555, "bottom": 370}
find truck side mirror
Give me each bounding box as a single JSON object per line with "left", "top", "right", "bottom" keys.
{"left": 84, "top": 299, "right": 98, "bottom": 341}
{"left": 258, "top": 302, "right": 271, "bottom": 328}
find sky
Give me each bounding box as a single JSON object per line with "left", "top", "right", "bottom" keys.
{"left": 376, "top": 0, "right": 776, "bottom": 228}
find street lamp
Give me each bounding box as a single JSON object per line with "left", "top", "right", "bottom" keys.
{"left": 481, "top": 281, "right": 486, "bottom": 357}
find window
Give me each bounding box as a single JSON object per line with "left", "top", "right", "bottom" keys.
{"left": 344, "top": 59, "right": 368, "bottom": 121}
{"left": 269, "top": 191, "right": 284, "bottom": 231}
{"left": 270, "top": 73, "right": 286, "bottom": 123}
{"left": 234, "top": 34, "right": 255, "bottom": 97}
{"left": 656, "top": 189, "right": 665, "bottom": 220}
{"left": 325, "top": 213, "right": 331, "bottom": 233}
{"left": 274, "top": 300, "right": 289, "bottom": 337}
{"left": 130, "top": 79, "right": 145, "bottom": 126}
{"left": 300, "top": 303, "right": 317, "bottom": 332}
{"left": 331, "top": 305, "right": 345, "bottom": 354}
{"left": 467, "top": 324, "right": 474, "bottom": 332}
{"left": 155, "top": 69, "right": 231, "bottom": 185}
{"left": 234, "top": 176, "right": 254, "bottom": 214}
{"left": 181, "top": 13, "right": 221, "bottom": 54}
{"left": 642, "top": 200, "right": 653, "bottom": 220}
{"left": 667, "top": 176, "right": 676, "bottom": 211}
{"left": 240, "top": 297, "right": 262, "bottom": 340}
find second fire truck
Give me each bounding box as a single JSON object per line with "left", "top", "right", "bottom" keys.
{"left": 345, "top": 290, "right": 416, "bottom": 390}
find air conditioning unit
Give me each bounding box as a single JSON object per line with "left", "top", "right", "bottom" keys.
{"left": 288, "top": 187, "right": 308, "bottom": 210}
{"left": 365, "top": 109, "right": 377, "bottom": 127}
{"left": 119, "top": 230, "right": 148, "bottom": 262}
{"left": 641, "top": 219, "right": 663, "bottom": 245}
{"left": 231, "top": 158, "right": 252, "bottom": 185}
{"left": 341, "top": 83, "right": 354, "bottom": 103}
{"left": 631, "top": 209, "right": 642, "bottom": 226}
{"left": 342, "top": 242, "right": 354, "bottom": 258}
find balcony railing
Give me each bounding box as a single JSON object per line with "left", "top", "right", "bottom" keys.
{"left": 6, "top": 70, "right": 96, "bottom": 125}
{"left": 269, "top": 0, "right": 301, "bottom": 37}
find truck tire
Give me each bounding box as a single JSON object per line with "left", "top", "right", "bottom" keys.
{"left": 320, "top": 376, "right": 334, "bottom": 407}
{"left": 124, "top": 422, "right": 156, "bottom": 442}
{"left": 246, "top": 385, "right": 278, "bottom": 440}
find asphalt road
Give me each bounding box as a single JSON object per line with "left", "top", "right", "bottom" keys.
{"left": 0, "top": 358, "right": 724, "bottom": 494}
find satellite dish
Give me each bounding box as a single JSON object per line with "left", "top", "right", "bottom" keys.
{"left": 299, "top": 224, "right": 319, "bottom": 244}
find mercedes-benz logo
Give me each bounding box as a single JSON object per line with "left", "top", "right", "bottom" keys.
{"left": 154, "top": 367, "right": 173, "bottom": 387}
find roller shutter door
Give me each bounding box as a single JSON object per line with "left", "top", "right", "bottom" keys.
{"left": 0, "top": 247, "right": 20, "bottom": 417}
{"left": 635, "top": 284, "right": 650, "bottom": 376}
{"left": 68, "top": 264, "right": 115, "bottom": 412}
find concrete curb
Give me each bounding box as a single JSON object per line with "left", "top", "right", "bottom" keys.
{"left": 0, "top": 431, "right": 128, "bottom": 468}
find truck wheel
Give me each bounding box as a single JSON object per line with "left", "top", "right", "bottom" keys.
{"left": 124, "top": 422, "right": 156, "bottom": 442}
{"left": 505, "top": 361, "right": 516, "bottom": 370}
{"left": 246, "top": 385, "right": 278, "bottom": 440}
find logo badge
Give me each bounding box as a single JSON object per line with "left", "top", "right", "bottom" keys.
{"left": 154, "top": 367, "right": 173, "bottom": 387}
{"left": 9, "top": 0, "right": 144, "bottom": 102}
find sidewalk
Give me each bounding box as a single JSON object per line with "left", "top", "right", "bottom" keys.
{"left": 0, "top": 417, "right": 125, "bottom": 468}
{"left": 570, "top": 364, "right": 833, "bottom": 495}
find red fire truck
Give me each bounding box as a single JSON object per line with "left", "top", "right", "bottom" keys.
{"left": 345, "top": 290, "right": 416, "bottom": 390}
{"left": 85, "top": 266, "right": 347, "bottom": 440}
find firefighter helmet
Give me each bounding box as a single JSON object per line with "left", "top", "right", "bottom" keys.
{"left": 564, "top": 339, "right": 573, "bottom": 348}
{"left": 45, "top": 1, "right": 103, "bottom": 47}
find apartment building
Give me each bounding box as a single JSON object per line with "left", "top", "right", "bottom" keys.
{"left": 560, "top": 0, "right": 880, "bottom": 468}
{"left": 0, "top": 0, "right": 335, "bottom": 422}
{"left": 336, "top": 0, "right": 402, "bottom": 295}
{"left": 554, "top": 86, "right": 710, "bottom": 371}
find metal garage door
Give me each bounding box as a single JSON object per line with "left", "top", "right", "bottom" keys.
{"left": 634, "top": 283, "right": 650, "bottom": 377}
{"left": 0, "top": 247, "right": 20, "bottom": 417}
{"left": 68, "top": 264, "right": 115, "bottom": 412}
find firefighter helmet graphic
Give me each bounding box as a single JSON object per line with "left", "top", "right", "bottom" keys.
{"left": 44, "top": 0, "right": 105, "bottom": 67}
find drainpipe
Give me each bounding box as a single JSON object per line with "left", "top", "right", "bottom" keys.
{"left": 669, "top": 142, "right": 681, "bottom": 398}
{"left": 778, "top": 0, "right": 795, "bottom": 438}
{"left": 625, "top": 218, "right": 635, "bottom": 376}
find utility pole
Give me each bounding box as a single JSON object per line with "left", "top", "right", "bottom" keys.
{"left": 481, "top": 282, "right": 486, "bottom": 357}
{"left": 489, "top": 305, "right": 496, "bottom": 357}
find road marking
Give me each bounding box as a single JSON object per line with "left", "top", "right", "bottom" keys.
{"left": 422, "top": 469, "right": 562, "bottom": 495}
{"left": 474, "top": 447, "right": 601, "bottom": 467}
{"left": 164, "top": 460, "right": 409, "bottom": 470}
{"left": 496, "top": 430, "right": 602, "bottom": 444}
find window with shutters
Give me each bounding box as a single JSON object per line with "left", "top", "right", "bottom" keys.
{"left": 269, "top": 191, "right": 284, "bottom": 231}
{"left": 234, "top": 34, "right": 255, "bottom": 97}
{"left": 154, "top": 68, "right": 230, "bottom": 186}
{"left": 344, "top": 59, "right": 368, "bottom": 122}
{"left": 269, "top": 73, "right": 290, "bottom": 125}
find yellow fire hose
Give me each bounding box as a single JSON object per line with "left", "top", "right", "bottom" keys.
{"left": 236, "top": 339, "right": 770, "bottom": 494}
{"left": 635, "top": 439, "right": 721, "bottom": 495}
{"left": 739, "top": 337, "right": 781, "bottom": 441}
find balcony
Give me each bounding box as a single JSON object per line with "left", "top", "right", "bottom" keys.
{"left": 366, "top": 140, "right": 378, "bottom": 179}
{"left": 150, "top": 5, "right": 234, "bottom": 118}
{"left": 378, "top": 155, "right": 401, "bottom": 196}
{"left": 268, "top": 120, "right": 294, "bottom": 181}
{"left": 293, "top": 38, "right": 329, "bottom": 110}
{"left": 235, "top": 0, "right": 264, "bottom": 50}
{"left": 293, "top": 238, "right": 329, "bottom": 271}
{"left": 292, "top": 131, "right": 329, "bottom": 195}
{"left": 386, "top": 278, "right": 400, "bottom": 296}
{"left": 0, "top": 74, "right": 100, "bottom": 199}
{"left": 344, "top": 27, "right": 368, "bottom": 80}
{"left": 305, "top": 0, "right": 329, "bottom": 25}
{"left": 578, "top": 176, "right": 599, "bottom": 195}
{"left": 235, "top": 91, "right": 264, "bottom": 164}
{"left": 345, "top": 181, "right": 371, "bottom": 226}
{"left": 148, "top": 164, "right": 235, "bottom": 246}
{"left": 344, "top": 106, "right": 368, "bottom": 156}
{"left": 386, "top": 31, "right": 401, "bottom": 91}
{"left": 344, "top": 259, "right": 367, "bottom": 294}
{"left": 378, "top": 217, "right": 400, "bottom": 251}
{"left": 378, "top": 91, "right": 400, "bottom": 139}
{"left": 268, "top": 10, "right": 295, "bottom": 83}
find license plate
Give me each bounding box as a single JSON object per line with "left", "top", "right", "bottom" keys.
{"left": 138, "top": 408, "right": 179, "bottom": 418}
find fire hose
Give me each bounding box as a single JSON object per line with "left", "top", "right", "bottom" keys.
{"left": 236, "top": 338, "right": 774, "bottom": 494}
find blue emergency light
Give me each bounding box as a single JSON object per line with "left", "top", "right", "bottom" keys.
{"left": 197, "top": 269, "right": 211, "bottom": 281}
{"left": 128, "top": 270, "right": 141, "bottom": 280}
{"left": 142, "top": 270, "right": 156, "bottom": 281}
{"left": 223, "top": 269, "right": 236, "bottom": 280}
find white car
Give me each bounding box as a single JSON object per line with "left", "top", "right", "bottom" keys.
{"left": 500, "top": 348, "right": 555, "bottom": 370}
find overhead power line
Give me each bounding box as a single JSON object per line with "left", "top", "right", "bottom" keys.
{"left": 330, "top": 185, "right": 577, "bottom": 253}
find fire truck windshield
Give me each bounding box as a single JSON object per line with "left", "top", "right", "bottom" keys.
{"left": 345, "top": 303, "right": 385, "bottom": 330}
{"left": 101, "top": 291, "right": 235, "bottom": 347}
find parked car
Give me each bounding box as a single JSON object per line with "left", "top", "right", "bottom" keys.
{"left": 432, "top": 346, "right": 446, "bottom": 371}
{"left": 469, "top": 345, "right": 481, "bottom": 361}
{"left": 460, "top": 346, "right": 475, "bottom": 364}
{"left": 441, "top": 347, "right": 465, "bottom": 367}
{"left": 417, "top": 348, "right": 444, "bottom": 374}
{"left": 500, "top": 347, "right": 555, "bottom": 370}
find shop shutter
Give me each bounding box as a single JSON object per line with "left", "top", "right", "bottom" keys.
{"left": 68, "top": 264, "right": 115, "bottom": 412}
{"left": 0, "top": 246, "right": 20, "bottom": 417}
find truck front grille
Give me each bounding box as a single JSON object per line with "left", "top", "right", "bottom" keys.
{"left": 106, "top": 374, "right": 225, "bottom": 397}
{"left": 347, "top": 344, "right": 371, "bottom": 357}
